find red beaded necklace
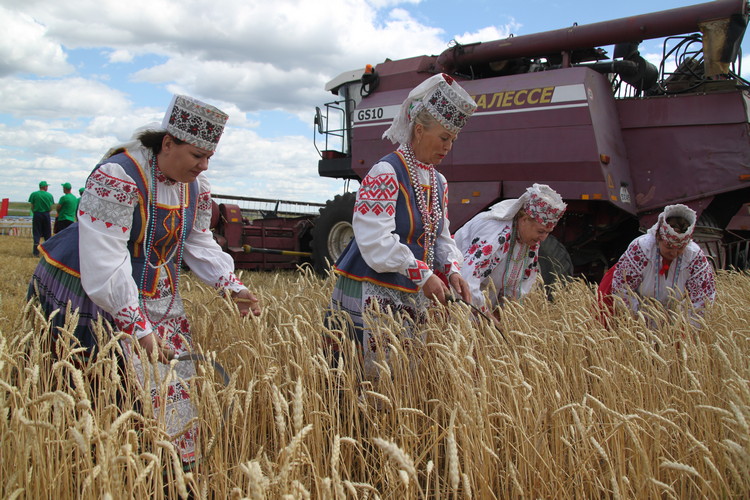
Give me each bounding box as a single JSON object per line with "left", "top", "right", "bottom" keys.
{"left": 401, "top": 144, "right": 441, "bottom": 267}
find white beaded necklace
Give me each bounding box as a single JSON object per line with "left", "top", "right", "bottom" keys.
{"left": 401, "top": 144, "right": 441, "bottom": 267}
{"left": 138, "top": 154, "right": 187, "bottom": 327}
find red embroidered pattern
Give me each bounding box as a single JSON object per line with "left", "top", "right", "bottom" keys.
{"left": 685, "top": 252, "right": 716, "bottom": 309}
{"left": 213, "top": 272, "right": 244, "bottom": 290}
{"left": 525, "top": 192, "right": 564, "bottom": 229}
{"left": 89, "top": 169, "right": 138, "bottom": 201}
{"left": 195, "top": 190, "right": 213, "bottom": 231}
{"left": 612, "top": 240, "right": 649, "bottom": 294}
{"left": 113, "top": 304, "right": 150, "bottom": 336}
{"left": 407, "top": 259, "right": 430, "bottom": 284}
{"left": 465, "top": 226, "right": 512, "bottom": 279}
{"left": 356, "top": 172, "right": 398, "bottom": 217}
{"left": 79, "top": 169, "right": 139, "bottom": 231}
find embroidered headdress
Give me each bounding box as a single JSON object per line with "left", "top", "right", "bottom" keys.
{"left": 523, "top": 184, "right": 567, "bottom": 229}
{"left": 162, "top": 95, "right": 229, "bottom": 152}
{"left": 383, "top": 73, "right": 477, "bottom": 145}
{"left": 486, "top": 183, "right": 567, "bottom": 229}
{"left": 648, "top": 204, "right": 696, "bottom": 248}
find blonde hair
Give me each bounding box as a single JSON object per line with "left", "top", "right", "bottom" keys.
{"left": 409, "top": 109, "right": 440, "bottom": 143}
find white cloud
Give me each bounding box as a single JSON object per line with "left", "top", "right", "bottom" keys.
{"left": 453, "top": 20, "right": 520, "bottom": 45}
{"left": 107, "top": 49, "right": 134, "bottom": 64}
{"left": 0, "top": 78, "right": 132, "bottom": 119}
{"left": 0, "top": 6, "right": 73, "bottom": 77}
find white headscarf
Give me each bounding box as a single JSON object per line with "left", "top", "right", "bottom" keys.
{"left": 647, "top": 204, "right": 697, "bottom": 248}
{"left": 486, "top": 183, "right": 567, "bottom": 229}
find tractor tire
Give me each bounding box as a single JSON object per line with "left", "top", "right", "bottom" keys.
{"left": 538, "top": 235, "right": 573, "bottom": 288}
{"left": 311, "top": 192, "right": 356, "bottom": 274}
{"left": 693, "top": 211, "right": 726, "bottom": 270}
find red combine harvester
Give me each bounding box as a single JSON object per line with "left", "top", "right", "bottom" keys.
{"left": 310, "top": 0, "right": 750, "bottom": 282}
{"left": 214, "top": 0, "right": 750, "bottom": 282}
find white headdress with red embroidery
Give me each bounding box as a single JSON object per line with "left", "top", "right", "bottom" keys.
{"left": 383, "top": 73, "right": 477, "bottom": 145}
{"left": 647, "top": 204, "right": 696, "bottom": 248}
{"left": 487, "top": 183, "right": 566, "bottom": 229}
{"left": 523, "top": 184, "right": 567, "bottom": 229}
{"left": 162, "top": 95, "right": 229, "bottom": 152}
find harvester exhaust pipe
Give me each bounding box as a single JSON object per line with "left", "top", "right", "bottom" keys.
{"left": 436, "top": 0, "right": 748, "bottom": 74}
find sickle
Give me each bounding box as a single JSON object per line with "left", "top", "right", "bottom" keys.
{"left": 446, "top": 294, "right": 510, "bottom": 345}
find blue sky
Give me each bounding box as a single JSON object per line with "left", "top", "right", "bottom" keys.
{"left": 1, "top": 0, "right": 748, "bottom": 204}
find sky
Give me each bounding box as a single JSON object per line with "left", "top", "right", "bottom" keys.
{"left": 2, "top": 0, "right": 748, "bottom": 205}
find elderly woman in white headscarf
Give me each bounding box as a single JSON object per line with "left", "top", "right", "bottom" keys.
{"left": 325, "top": 73, "right": 477, "bottom": 379}
{"left": 599, "top": 204, "right": 716, "bottom": 326}
{"left": 454, "top": 183, "right": 567, "bottom": 312}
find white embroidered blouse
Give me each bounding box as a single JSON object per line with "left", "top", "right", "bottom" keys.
{"left": 352, "top": 158, "right": 463, "bottom": 288}
{"left": 454, "top": 214, "right": 540, "bottom": 310}
{"left": 611, "top": 233, "right": 716, "bottom": 322}
{"left": 78, "top": 143, "right": 245, "bottom": 338}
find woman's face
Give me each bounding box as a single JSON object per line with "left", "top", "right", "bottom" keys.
{"left": 412, "top": 122, "right": 457, "bottom": 165}
{"left": 517, "top": 214, "right": 552, "bottom": 246}
{"left": 657, "top": 237, "right": 687, "bottom": 261}
{"left": 158, "top": 135, "right": 213, "bottom": 183}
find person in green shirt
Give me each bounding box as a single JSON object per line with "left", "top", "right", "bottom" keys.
{"left": 28, "top": 181, "right": 54, "bottom": 256}
{"left": 54, "top": 182, "right": 78, "bottom": 234}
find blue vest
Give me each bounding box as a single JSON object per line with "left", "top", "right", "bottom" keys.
{"left": 334, "top": 152, "right": 445, "bottom": 292}
{"left": 41, "top": 150, "right": 198, "bottom": 294}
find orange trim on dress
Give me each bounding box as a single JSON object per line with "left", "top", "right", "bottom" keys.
{"left": 333, "top": 267, "right": 418, "bottom": 293}
{"left": 39, "top": 246, "right": 81, "bottom": 278}
{"left": 122, "top": 149, "right": 148, "bottom": 258}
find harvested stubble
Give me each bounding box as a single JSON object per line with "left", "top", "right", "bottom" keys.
{"left": 1, "top": 234, "right": 749, "bottom": 498}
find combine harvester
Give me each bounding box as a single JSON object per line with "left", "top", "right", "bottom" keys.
{"left": 214, "top": 0, "right": 750, "bottom": 281}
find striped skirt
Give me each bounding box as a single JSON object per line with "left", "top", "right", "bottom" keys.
{"left": 324, "top": 275, "right": 430, "bottom": 380}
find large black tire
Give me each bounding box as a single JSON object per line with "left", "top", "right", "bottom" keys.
{"left": 694, "top": 211, "right": 724, "bottom": 270}
{"left": 311, "top": 192, "right": 356, "bottom": 274}
{"left": 538, "top": 235, "right": 573, "bottom": 287}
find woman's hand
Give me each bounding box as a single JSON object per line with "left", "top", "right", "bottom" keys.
{"left": 422, "top": 274, "right": 451, "bottom": 305}
{"left": 449, "top": 272, "right": 471, "bottom": 304}
{"left": 137, "top": 332, "right": 175, "bottom": 364}
{"left": 232, "top": 289, "right": 261, "bottom": 317}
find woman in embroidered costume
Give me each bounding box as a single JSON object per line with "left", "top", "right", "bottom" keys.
{"left": 454, "top": 184, "right": 567, "bottom": 320}
{"left": 325, "top": 73, "right": 476, "bottom": 380}
{"left": 598, "top": 204, "right": 716, "bottom": 327}
{"left": 28, "top": 95, "right": 261, "bottom": 467}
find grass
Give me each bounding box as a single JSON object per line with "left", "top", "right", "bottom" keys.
{"left": 1, "top": 233, "right": 749, "bottom": 498}
{"left": 3, "top": 201, "right": 32, "bottom": 217}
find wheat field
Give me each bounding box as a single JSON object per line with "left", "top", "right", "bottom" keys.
{"left": 1, "top": 233, "right": 749, "bottom": 499}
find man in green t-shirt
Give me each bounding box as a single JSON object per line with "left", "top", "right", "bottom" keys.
{"left": 28, "top": 180, "right": 54, "bottom": 256}
{"left": 54, "top": 182, "right": 78, "bottom": 234}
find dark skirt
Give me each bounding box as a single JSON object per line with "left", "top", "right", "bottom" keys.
{"left": 27, "top": 257, "right": 113, "bottom": 362}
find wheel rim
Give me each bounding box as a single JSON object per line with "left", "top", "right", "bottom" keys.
{"left": 327, "top": 221, "right": 354, "bottom": 261}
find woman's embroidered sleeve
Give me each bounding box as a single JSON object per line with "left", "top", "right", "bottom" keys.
{"left": 78, "top": 162, "right": 145, "bottom": 326}
{"left": 354, "top": 161, "right": 432, "bottom": 288}
{"left": 685, "top": 251, "right": 717, "bottom": 314}
{"left": 612, "top": 238, "right": 649, "bottom": 311}
{"left": 460, "top": 220, "right": 511, "bottom": 309}
{"left": 112, "top": 305, "right": 153, "bottom": 339}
